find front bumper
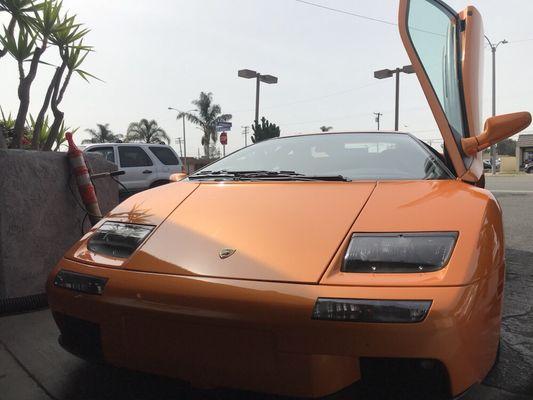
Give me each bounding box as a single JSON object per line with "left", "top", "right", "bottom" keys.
{"left": 47, "top": 258, "right": 500, "bottom": 398}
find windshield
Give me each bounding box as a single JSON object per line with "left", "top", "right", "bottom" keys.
{"left": 192, "top": 133, "right": 452, "bottom": 181}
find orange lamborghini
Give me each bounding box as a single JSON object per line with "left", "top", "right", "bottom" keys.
{"left": 47, "top": 0, "right": 531, "bottom": 398}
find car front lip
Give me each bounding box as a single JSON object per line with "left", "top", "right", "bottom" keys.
{"left": 46, "top": 258, "right": 494, "bottom": 398}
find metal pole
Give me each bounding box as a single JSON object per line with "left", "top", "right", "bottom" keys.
{"left": 176, "top": 138, "right": 183, "bottom": 157}
{"left": 255, "top": 75, "right": 261, "bottom": 125}
{"left": 182, "top": 116, "right": 189, "bottom": 174}
{"left": 243, "top": 126, "right": 249, "bottom": 147}
{"left": 223, "top": 144, "right": 226, "bottom": 157}
{"left": 490, "top": 47, "right": 497, "bottom": 174}
{"left": 394, "top": 69, "right": 400, "bottom": 131}
{"left": 374, "top": 112, "right": 382, "bottom": 131}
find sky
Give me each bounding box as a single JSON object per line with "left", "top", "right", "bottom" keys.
{"left": 1, "top": 0, "right": 533, "bottom": 157}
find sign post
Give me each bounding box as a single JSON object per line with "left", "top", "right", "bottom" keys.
{"left": 216, "top": 122, "right": 232, "bottom": 158}
{"left": 220, "top": 132, "right": 228, "bottom": 156}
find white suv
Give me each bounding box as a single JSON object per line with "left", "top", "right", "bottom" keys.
{"left": 84, "top": 143, "right": 183, "bottom": 192}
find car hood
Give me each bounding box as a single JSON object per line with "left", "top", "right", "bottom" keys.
{"left": 124, "top": 181, "right": 376, "bottom": 283}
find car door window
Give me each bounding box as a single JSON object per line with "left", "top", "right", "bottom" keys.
{"left": 87, "top": 147, "right": 115, "bottom": 163}
{"left": 406, "top": 0, "right": 466, "bottom": 142}
{"left": 118, "top": 146, "right": 153, "bottom": 168}
{"left": 149, "top": 146, "right": 179, "bottom": 165}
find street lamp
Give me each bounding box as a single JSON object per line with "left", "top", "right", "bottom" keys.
{"left": 238, "top": 69, "right": 278, "bottom": 124}
{"left": 168, "top": 107, "right": 197, "bottom": 174}
{"left": 485, "top": 35, "right": 508, "bottom": 175}
{"left": 374, "top": 65, "right": 415, "bottom": 131}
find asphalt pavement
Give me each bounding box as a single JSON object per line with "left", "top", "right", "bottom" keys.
{"left": 1, "top": 175, "right": 532, "bottom": 400}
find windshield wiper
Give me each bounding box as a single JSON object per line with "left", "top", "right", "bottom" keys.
{"left": 189, "top": 170, "right": 350, "bottom": 182}
{"left": 189, "top": 170, "right": 296, "bottom": 180}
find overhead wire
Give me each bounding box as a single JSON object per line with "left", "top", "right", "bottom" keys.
{"left": 293, "top": 0, "right": 397, "bottom": 27}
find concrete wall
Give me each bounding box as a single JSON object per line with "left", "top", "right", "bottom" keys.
{"left": 501, "top": 156, "right": 518, "bottom": 173}
{"left": 0, "top": 150, "right": 118, "bottom": 300}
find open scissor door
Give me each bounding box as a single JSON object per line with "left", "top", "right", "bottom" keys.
{"left": 399, "top": 0, "right": 484, "bottom": 182}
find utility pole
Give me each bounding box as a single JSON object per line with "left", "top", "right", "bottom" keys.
{"left": 168, "top": 107, "right": 197, "bottom": 174}
{"left": 242, "top": 126, "right": 250, "bottom": 147}
{"left": 485, "top": 35, "right": 508, "bottom": 175}
{"left": 374, "top": 112, "right": 383, "bottom": 131}
{"left": 175, "top": 138, "right": 183, "bottom": 158}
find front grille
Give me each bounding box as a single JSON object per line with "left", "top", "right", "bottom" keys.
{"left": 53, "top": 312, "right": 103, "bottom": 362}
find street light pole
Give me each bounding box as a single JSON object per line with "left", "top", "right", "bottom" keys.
{"left": 374, "top": 112, "right": 383, "bottom": 131}
{"left": 255, "top": 75, "right": 261, "bottom": 124}
{"left": 168, "top": 107, "right": 197, "bottom": 174}
{"left": 485, "top": 35, "right": 508, "bottom": 175}
{"left": 394, "top": 70, "right": 400, "bottom": 131}
{"left": 374, "top": 65, "right": 415, "bottom": 131}
{"left": 238, "top": 69, "right": 278, "bottom": 125}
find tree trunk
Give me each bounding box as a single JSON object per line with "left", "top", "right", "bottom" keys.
{"left": 0, "top": 128, "right": 7, "bottom": 149}
{"left": 45, "top": 110, "right": 64, "bottom": 151}
{"left": 11, "top": 44, "right": 46, "bottom": 149}
{"left": 42, "top": 60, "right": 69, "bottom": 151}
{"left": 32, "top": 67, "right": 63, "bottom": 150}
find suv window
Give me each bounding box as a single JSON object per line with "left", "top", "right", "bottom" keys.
{"left": 118, "top": 146, "right": 153, "bottom": 167}
{"left": 149, "top": 146, "right": 180, "bottom": 165}
{"left": 87, "top": 146, "right": 115, "bottom": 163}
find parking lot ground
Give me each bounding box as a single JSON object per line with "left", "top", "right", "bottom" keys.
{"left": 1, "top": 176, "right": 532, "bottom": 400}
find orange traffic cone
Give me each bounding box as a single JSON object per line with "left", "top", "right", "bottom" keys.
{"left": 66, "top": 132, "right": 102, "bottom": 225}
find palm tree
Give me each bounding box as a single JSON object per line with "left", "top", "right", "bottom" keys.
{"left": 180, "top": 92, "right": 232, "bottom": 158}
{"left": 320, "top": 126, "right": 333, "bottom": 132}
{"left": 126, "top": 119, "right": 169, "bottom": 144}
{"left": 82, "top": 123, "right": 122, "bottom": 144}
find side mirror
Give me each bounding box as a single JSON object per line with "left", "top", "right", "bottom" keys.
{"left": 462, "top": 112, "right": 532, "bottom": 156}
{"left": 169, "top": 172, "right": 187, "bottom": 182}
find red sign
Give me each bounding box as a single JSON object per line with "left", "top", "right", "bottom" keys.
{"left": 220, "top": 131, "right": 228, "bottom": 145}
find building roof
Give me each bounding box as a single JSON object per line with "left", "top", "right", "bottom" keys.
{"left": 517, "top": 134, "right": 533, "bottom": 147}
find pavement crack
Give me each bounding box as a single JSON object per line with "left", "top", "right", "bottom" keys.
{"left": 0, "top": 339, "right": 59, "bottom": 400}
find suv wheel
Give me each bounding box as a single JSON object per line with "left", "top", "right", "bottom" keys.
{"left": 527, "top": 167, "right": 533, "bottom": 174}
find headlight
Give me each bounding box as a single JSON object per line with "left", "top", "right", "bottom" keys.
{"left": 87, "top": 221, "right": 154, "bottom": 258}
{"left": 343, "top": 232, "right": 457, "bottom": 273}
{"left": 54, "top": 270, "right": 108, "bottom": 295}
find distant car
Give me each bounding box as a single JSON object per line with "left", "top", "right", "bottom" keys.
{"left": 84, "top": 143, "right": 183, "bottom": 192}
{"left": 525, "top": 161, "right": 533, "bottom": 173}
{"left": 483, "top": 158, "right": 501, "bottom": 170}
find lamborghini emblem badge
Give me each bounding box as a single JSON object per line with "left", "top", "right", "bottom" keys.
{"left": 219, "top": 248, "right": 236, "bottom": 259}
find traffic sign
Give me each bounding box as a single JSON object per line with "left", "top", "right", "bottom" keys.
{"left": 220, "top": 131, "right": 228, "bottom": 145}
{"left": 216, "top": 122, "right": 232, "bottom": 132}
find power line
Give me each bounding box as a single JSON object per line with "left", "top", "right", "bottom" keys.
{"left": 264, "top": 82, "right": 381, "bottom": 110}
{"left": 231, "top": 81, "right": 382, "bottom": 113}
{"left": 294, "top": 0, "right": 396, "bottom": 27}
{"left": 296, "top": 1, "right": 533, "bottom": 45}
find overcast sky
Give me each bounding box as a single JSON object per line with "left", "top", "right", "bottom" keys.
{"left": 1, "top": 0, "right": 533, "bottom": 156}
